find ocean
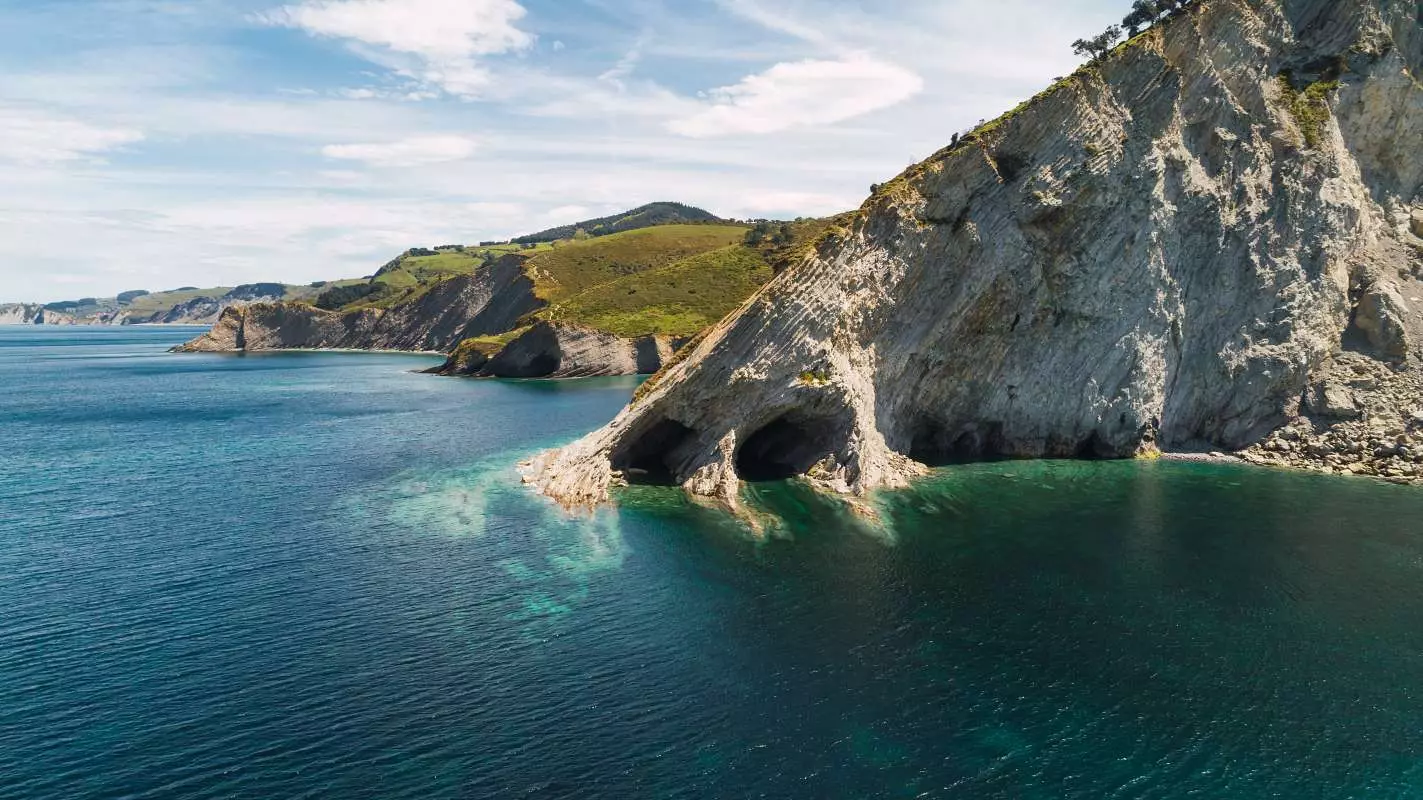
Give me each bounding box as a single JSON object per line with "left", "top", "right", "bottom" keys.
{"left": 2, "top": 326, "right": 1422, "bottom": 799}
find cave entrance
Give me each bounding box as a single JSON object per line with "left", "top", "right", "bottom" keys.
{"left": 610, "top": 418, "right": 697, "bottom": 486}
{"left": 1074, "top": 430, "right": 1111, "bottom": 460}
{"left": 907, "top": 419, "right": 1006, "bottom": 466}
{"left": 735, "top": 411, "right": 847, "bottom": 483}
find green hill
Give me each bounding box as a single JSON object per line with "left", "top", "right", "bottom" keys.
{"left": 532, "top": 229, "right": 771, "bottom": 338}
{"left": 512, "top": 202, "right": 724, "bottom": 245}
{"left": 317, "top": 243, "right": 559, "bottom": 313}
{"left": 31, "top": 283, "right": 322, "bottom": 324}
{"left": 313, "top": 221, "right": 755, "bottom": 322}
{"left": 444, "top": 218, "right": 835, "bottom": 354}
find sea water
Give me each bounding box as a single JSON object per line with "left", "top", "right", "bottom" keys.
{"left": 2, "top": 326, "right": 1422, "bottom": 799}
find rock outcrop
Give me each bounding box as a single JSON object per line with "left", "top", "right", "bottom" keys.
{"left": 174, "top": 255, "right": 540, "bottom": 354}
{"left": 527, "top": 0, "right": 1423, "bottom": 508}
{"left": 0, "top": 305, "right": 46, "bottom": 325}
{"left": 0, "top": 305, "right": 79, "bottom": 325}
{"left": 431, "top": 321, "right": 683, "bottom": 378}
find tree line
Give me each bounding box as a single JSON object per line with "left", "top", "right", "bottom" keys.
{"left": 1072, "top": 0, "right": 1198, "bottom": 62}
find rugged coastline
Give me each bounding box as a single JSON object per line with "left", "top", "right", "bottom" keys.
{"left": 525, "top": 0, "right": 1423, "bottom": 508}
{"left": 172, "top": 217, "right": 785, "bottom": 380}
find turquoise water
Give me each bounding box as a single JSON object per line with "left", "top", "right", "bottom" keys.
{"left": 3, "top": 327, "right": 1423, "bottom": 799}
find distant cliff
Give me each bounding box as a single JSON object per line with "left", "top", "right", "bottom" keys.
{"left": 0, "top": 305, "right": 72, "bottom": 325}
{"left": 527, "top": 0, "right": 1423, "bottom": 508}
{"left": 173, "top": 222, "right": 789, "bottom": 379}
{"left": 175, "top": 255, "right": 540, "bottom": 354}
{"left": 427, "top": 322, "right": 685, "bottom": 379}
{"left": 2, "top": 284, "right": 315, "bottom": 327}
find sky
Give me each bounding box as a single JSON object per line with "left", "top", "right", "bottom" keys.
{"left": 0, "top": 0, "right": 1125, "bottom": 302}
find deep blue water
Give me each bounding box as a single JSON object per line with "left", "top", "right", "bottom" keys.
{"left": 2, "top": 326, "right": 1423, "bottom": 799}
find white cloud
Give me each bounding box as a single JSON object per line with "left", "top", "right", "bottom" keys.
{"left": 0, "top": 110, "right": 144, "bottom": 163}
{"left": 258, "top": 0, "right": 534, "bottom": 97}
{"left": 669, "top": 55, "right": 923, "bottom": 138}
{"left": 336, "top": 85, "right": 440, "bottom": 101}
{"left": 734, "top": 190, "right": 857, "bottom": 217}
{"left": 544, "top": 204, "right": 590, "bottom": 221}
{"left": 713, "top": 0, "right": 831, "bottom": 45}
{"left": 321, "top": 135, "right": 477, "bottom": 166}
{"left": 597, "top": 36, "right": 646, "bottom": 90}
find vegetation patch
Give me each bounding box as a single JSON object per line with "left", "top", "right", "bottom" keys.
{"left": 523, "top": 225, "right": 750, "bottom": 304}
{"left": 447, "top": 328, "right": 530, "bottom": 368}
{"left": 513, "top": 202, "right": 724, "bottom": 245}
{"left": 541, "top": 244, "right": 773, "bottom": 338}
{"left": 315, "top": 282, "right": 387, "bottom": 311}
{"left": 1277, "top": 75, "right": 1340, "bottom": 149}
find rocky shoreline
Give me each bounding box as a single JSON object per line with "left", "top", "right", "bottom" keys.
{"left": 1242, "top": 353, "right": 1423, "bottom": 485}
{"left": 524, "top": 0, "right": 1423, "bottom": 511}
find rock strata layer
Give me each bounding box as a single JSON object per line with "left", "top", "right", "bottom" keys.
{"left": 528, "top": 0, "right": 1423, "bottom": 508}
{"left": 430, "top": 322, "right": 683, "bottom": 379}
{"left": 174, "top": 255, "right": 539, "bottom": 354}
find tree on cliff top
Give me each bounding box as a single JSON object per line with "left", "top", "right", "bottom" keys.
{"left": 1072, "top": 25, "right": 1123, "bottom": 62}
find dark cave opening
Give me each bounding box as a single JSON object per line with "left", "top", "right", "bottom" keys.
{"left": 908, "top": 419, "right": 1007, "bottom": 466}
{"left": 1074, "top": 430, "right": 1112, "bottom": 460}
{"left": 610, "top": 418, "right": 697, "bottom": 486}
{"left": 735, "top": 413, "right": 845, "bottom": 483}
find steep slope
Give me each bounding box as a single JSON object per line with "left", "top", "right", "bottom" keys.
{"left": 175, "top": 254, "right": 539, "bottom": 353}
{"left": 527, "top": 0, "right": 1423, "bottom": 508}
{"left": 439, "top": 322, "right": 684, "bottom": 379}
{"left": 430, "top": 224, "right": 777, "bottom": 377}
{"left": 0, "top": 305, "right": 47, "bottom": 325}
{"left": 171, "top": 217, "right": 774, "bottom": 372}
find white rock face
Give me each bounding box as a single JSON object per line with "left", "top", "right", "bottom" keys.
{"left": 0, "top": 305, "right": 43, "bottom": 325}
{"left": 478, "top": 322, "right": 681, "bottom": 378}
{"left": 529, "top": 0, "right": 1423, "bottom": 508}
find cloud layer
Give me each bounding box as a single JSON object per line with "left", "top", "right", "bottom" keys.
{"left": 260, "top": 0, "right": 534, "bottom": 96}
{"left": 322, "top": 135, "right": 478, "bottom": 166}
{"left": 0, "top": 0, "right": 1122, "bottom": 301}
{"left": 670, "top": 55, "right": 923, "bottom": 138}
{"left": 0, "top": 110, "right": 144, "bottom": 163}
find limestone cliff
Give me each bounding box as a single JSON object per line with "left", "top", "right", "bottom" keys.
{"left": 0, "top": 305, "right": 46, "bottom": 325}
{"left": 528, "top": 0, "right": 1423, "bottom": 508}
{"left": 0, "top": 305, "right": 81, "bottom": 325}
{"left": 431, "top": 322, "right": 683, "bottom": 378}
{"left": 174, "top": 255, "right": 540, "bottom": 354}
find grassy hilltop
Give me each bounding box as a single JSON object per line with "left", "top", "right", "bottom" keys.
{"left": 36, "top": 203, "right": 841, "bottom": 360}
{"left": 305, "top": 206, "right": 836, "bottom": 357}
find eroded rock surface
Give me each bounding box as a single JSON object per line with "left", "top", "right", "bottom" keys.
{"left": 528, "top": 0, "right": 1423, "bottom": 508}
{"left": 174, "top": 255, "right": 540, "bottom": 354}
{"left": 432, "top": 322, "right": 682, "bottom": 379}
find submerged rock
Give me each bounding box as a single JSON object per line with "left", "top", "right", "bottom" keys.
{"left": 528, "top": 0, "right": 1423, "bottom": 508}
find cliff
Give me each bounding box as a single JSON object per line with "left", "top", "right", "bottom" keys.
{"left": 174, "top": 255, "right": 540, "bottom": 353}
{"left": 173, "top": 223, "right": 780, "bottom": 378}
{"left": 430, "top": 321, "right": 683, "bottom": 378}
{"left": 0, "top": 305, "right": 47, "bottom": 325}
{"left": 527, "top": 0, "right": 1423, "bottom": 509}
{"left": 2, "top": 284, "right": 321, "bottom": 327}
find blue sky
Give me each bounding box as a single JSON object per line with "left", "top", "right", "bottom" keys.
{"left": 0, "top": 0, "right": 1124, "bottom": 302}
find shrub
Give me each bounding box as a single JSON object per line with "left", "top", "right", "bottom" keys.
{"left": 314, "top": 282, "right": 386, "bottom": 311}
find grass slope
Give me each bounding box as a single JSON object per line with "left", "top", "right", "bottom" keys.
{"left": 542, "top": 244, "right": 773, "bottom": 338}
{"left": 524, "top": 225, "right": 749, "bottom": 303}
{"left": 118, "top": 284, "right": 318, "bottom": 320}
{"left": 336, "top": 244, "right": 557, "bottom": 312}
{"left": 513, "top": 202, "right": 723, "bottom": 245}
